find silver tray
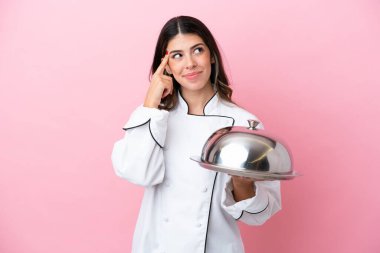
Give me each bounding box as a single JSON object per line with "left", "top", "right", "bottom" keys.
{"left": 190, "top": 156, "right": 300, "bottom": 181}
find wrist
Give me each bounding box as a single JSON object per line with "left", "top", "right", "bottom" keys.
{"left": 231, "top": 177, "right": 256, "bottom": 201}
{"left": 143, "top": 99, "right": 159, "bottom": 108}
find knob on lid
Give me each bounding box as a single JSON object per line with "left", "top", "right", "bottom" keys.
{"left": 247, "top": 119, "right": 260, "bottom": 130}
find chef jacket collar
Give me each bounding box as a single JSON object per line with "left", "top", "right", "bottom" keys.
{"left": 178, "top": 90, "right": 219, "bottom": 115}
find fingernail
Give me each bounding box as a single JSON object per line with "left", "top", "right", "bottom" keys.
{"left": 165, "top": 50, "right": 168, "bottom": 55}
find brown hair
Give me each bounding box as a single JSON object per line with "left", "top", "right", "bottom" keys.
{"left": 150, "top": 16, "right": 234, "bottom": 110}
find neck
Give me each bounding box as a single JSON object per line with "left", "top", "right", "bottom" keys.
{"left": 180, "top": 84, "right": 215, "bottom": 115}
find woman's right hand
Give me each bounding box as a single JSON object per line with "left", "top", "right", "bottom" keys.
{"left": 144, "top": 53, "right": 173, "bottom": 108}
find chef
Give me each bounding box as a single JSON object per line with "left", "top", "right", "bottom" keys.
{"left": 111, "top": 16, "right": 281, "bottom": 253}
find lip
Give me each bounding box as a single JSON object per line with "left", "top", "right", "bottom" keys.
{"left": 183, "top": 71, "right": 202, "bottom": 79}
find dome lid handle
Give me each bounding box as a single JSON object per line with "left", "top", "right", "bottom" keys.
{"left": 247, "top": 119, "right": 260, "bottom": 130}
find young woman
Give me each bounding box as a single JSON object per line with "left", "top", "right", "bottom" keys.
{"left": 112, "top": 16, "right": 281, "bottom": 253}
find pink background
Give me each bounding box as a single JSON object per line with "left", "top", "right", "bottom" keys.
{"left": 1, "top": 0, "right": 379, "bottom": 252}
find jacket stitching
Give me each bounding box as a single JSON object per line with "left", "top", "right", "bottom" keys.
{"left": 235, "top": 196, "right": 270, "bottom": 221}
{"left": 178, "top": 91, "right": 235, "bottom": 126}
{"left": 148, "top": 120, "right": 164, "bottom": 149}
{"left": 122, "top": 119, "right": 150, "bottom": 131}
{"left": 203, "top": 172, "right": 218, "bottom": 253}
{"left": 203, "top": 92, "right": 218, "bottom": 115}
{"left": 179, "top": 90, "right": 218, "bottom": 116}
{"left": 123, "top": 119, "right": 164, "bottom": 149}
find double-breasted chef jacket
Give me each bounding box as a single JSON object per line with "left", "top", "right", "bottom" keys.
{"left": 111, "top": 91, "right": 281, "bottom": 253}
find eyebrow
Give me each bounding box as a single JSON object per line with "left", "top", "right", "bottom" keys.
{"left": 169, "top": 43, "right": 205, "bottom": 54}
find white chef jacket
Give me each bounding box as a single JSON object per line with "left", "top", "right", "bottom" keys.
{"left": 111, "top": 91, "right": 281, "bottom": 253}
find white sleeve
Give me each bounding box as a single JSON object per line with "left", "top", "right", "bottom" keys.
{"left": 111, "top": 105, "right": 169, "bottom": 187}
{"left": 221, "top": 178, "right": 281, "bottom": 225}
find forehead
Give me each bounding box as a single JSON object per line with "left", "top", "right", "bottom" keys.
{"left": 167, "top": 33, "right": 206, "bottom": 50}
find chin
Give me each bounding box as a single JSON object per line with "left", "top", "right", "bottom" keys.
{"left": 180, "top": 83, "right": 210, "bottom": 92}
{"left": 178, "top": 78, "right": 212, "bottom": 92}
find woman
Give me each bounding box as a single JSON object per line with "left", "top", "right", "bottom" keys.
{"left": 111, "top": 16, "right": 281, "bottom": 253}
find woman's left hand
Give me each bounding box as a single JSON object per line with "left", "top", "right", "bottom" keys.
{"left": 230, "top": 175, "right": 256, "bottom": 201}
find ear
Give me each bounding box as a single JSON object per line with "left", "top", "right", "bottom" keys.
{"left": 165, "top": 65, "right": 172, "bottom": 75}
{"left": 211, "top": 56, "right": 215, "bottom": 64}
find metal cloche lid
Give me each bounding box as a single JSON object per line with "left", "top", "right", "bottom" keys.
{"left": 191, "top": 120, "right": 300, "bottom": 180}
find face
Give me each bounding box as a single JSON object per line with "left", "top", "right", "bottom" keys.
{"left": 165, "top": 33, "right": 215, "bottom": 92}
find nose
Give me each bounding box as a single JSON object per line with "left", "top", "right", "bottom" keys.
{"left": 185, "top": 55, "right": 197, "bottom": 69}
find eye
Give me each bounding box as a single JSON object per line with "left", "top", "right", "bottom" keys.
{"left": 172, "top": 53, "right": 182, "bottom": 59}
{"left": 194, "top": 47, "right": 204, "bottom": 54}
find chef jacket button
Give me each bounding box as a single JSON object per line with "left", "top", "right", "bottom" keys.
{"left": 164, "top": 217, "right": 169, "bottom": 223}
{"left": 196, "top": 223, "right": 202, "bottom": 228}
{"left": 164, "top": 182, "right": 170, "bottom": 187}
{"left": 201, "top": 187, "right": 208, "bottom": 193}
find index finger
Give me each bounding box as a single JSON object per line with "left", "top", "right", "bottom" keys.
{"left": 156, "top": 52, "right": 170, "bottom": 74}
